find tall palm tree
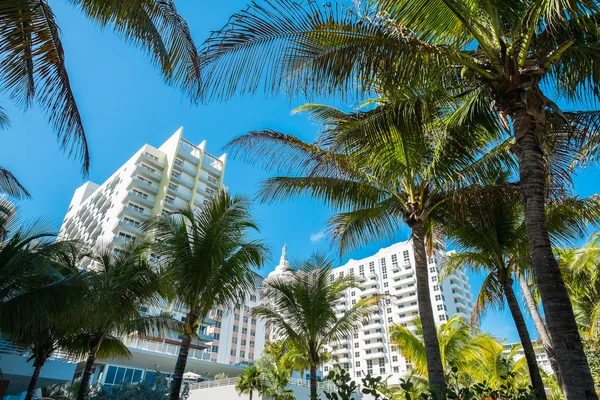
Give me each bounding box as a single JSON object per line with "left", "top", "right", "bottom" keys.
{"left": 74, "top": 241, "right": 167, "bottom": 400}
{"left": 147, "top": 190, "right": 269, "bottom": 400}
{"left": 0, "top": 0, "right": 201, "bottom": 191}
{"left": 199, "top": 2, "right": 600, "bottom": 397}
{"left": 225, "top": 86, "right": 513, "bottom": 395}
{"left": 253, "top": 252, "right": 380, "bottom": 400}
{"left": 436, "top": 190, "right": 545, "bottom": 398}
{"left": 236, "top": 365, "right": 264, "bottom": 400}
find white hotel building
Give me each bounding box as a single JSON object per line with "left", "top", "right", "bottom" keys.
{"left": 315, "top": 241, "right": 474, "bottom": 385}
{"left": 58, "top": 128, "right": 267, "bottom": 387}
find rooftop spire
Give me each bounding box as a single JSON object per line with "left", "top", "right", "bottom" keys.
{"left": 280, "top": 244, "right": 288, "bottom": 266}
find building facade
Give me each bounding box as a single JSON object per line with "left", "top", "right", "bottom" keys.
{"left": 58, "top": 128, "right": 268, "bottom": 387}
{"left": 314, "top": 240, "right": 475, "bottom": 385}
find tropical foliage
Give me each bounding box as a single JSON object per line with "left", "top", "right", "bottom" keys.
{"left": 253, "top": 252, "right": 379, "bottom": 399}
{"left": 390, "top": 316, "right": 531, "bottom": 392}
{"left": 200, "top": 0, "right": 600, "bottom": 397}
{"left": 0, "top": 0, "right": 201, "bottom": 196}
{"left": 146, "top": 189, "right": 268, "bottom": 400}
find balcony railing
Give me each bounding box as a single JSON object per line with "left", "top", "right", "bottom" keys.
{"left": 0, "top": 339, "right": 78, "bottom": 363}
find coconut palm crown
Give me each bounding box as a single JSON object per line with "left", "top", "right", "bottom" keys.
{"left": 253, "top": 252, "right": 380, "bottom": 400}
{"left": 147, "top": 189, "right": 269, "bottom": 400}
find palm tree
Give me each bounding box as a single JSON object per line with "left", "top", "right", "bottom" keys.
{"left": 253, "top": 252, "right": 380, "bottom": 400}
{"left": 390, "top": 316, "right": 530, "bottom": 391}
{"left": 225, "top": 86, "right": 513, "bottom": 394}
{"left": 436, "top": 189, "right": 545, "bottom": 398}
{"left": 557, "top": 234, "right": 600, "bottom": 342}
{"left": 263, "top": 369, "right": 296, "bottom": 400}
{"left": 74, "top": 241, "right": 167, "bottom": 400}
{"left": 0, "top": 199, "right": 85, "bottom": 337}
{"left": 236, "top": 365, "right": 264, "bottom": 400}
{"left": 147, "top": 190, "right": 269, "bottom": 400}
{"left": 0, "top": 0, "right": 201, "bottom": 191}
{"left": 199, "top": 2, "right": 600, "bottom": 397}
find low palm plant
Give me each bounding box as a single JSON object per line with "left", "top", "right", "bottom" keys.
{"left": 74, "top": 241, "right": 168, "bottom": 400}
{"left": 263, "top": 368, "right": 296, "bottom": 400}
{"left": 147, "top": 190, "right": 268, "bottom": 400}
{"left": 253, "top": 252, "right": 380, "bottom": 400}
{"left": 236, "top": 365, "right": 264, "bottom": 400}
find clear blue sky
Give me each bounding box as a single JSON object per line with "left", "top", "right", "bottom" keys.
{"left": 1, "top": 0, "right": 598, "bottom": 343}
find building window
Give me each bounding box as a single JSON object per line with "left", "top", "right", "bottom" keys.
{"left": 250, "top": 341, "right": 255, "bottom": 348}
{"left": 175, "top": 158, "right": 184, "bottom": 166}
{"left": 388, "top": 317, "right": 393, "bottom": 323}
{"left": 352, "top": 300, "right": 356, "bottom": 305}
{"left": 241, "top": 339, "right": 247, "bottom": 346}
{"left": 435, "top": 295, "right": 442, "bottom": 301}
{"left": 251, "top": 330, "right": 256, "bottom": 336}
{"left": 433, "top": 285, "right": 440, "bottom": 291}
{"left": 430, "top": 267, "right": 436, "bottom": 273}
{"left": 384, "top": 282, "right": 389, "bottom": 288}
{"left": 242, "top": 328, "right": 248, "bottom": 334}
{"left": 349, "top": 267, "right": 354, "bottom": 274}
{"left": 403, "top": 250, "right": 410, "bottom": 264}
{"left": 231, "top": 350, "right": 236, "bottom": 356}
{"left": 233, "top": 326, "right": 239, "bottom": 332}
{"left": 378, "top": 258, "right": 385, "bottom": 270}
{"left": 251, "top": 318, "right": 256, "bottom": 325}
{"left": 232, "top": 337, "right": 237, "bottom": 344}
{"left": 165, "top": 196, "right": 175, "bottom": 204}
{"left": 439, "top": 315, "right": 446, "bottom": 321}
{"left": 431, "top": 276, "right": 437, "bottom": 282}
{"left": 393, "top": 366, "right": 399, "bottom": 373}
{"left": 117, "top": 232, "right": 134, "bottom": 241}
{"left": 123, "top": 217, "right": 140, "bottom": 227}
{"left": 437, "top": 305, "right": 444, "bottom": 311}
{"left": 356, "top": 361, "right": 361, "bottom": 367}
{"left": 172, "top": 171, "right": 181, "bottom": 179}
{"left": 355, "top": 342, "right": 359, "bottom": 348}
{"left": 140, "top": 164, "right": 156, "bottom": 173}
{"left": 212, "top": 345, "right": 219, "bottom": 352}
{"left": 250, "top": 295, "right": 257, "bottom": 301}
{"left": 359, "top": 265, "right": 364, "bottom": 275}
{"left": 392, "top": 355, "right": 398, "bottom": 362}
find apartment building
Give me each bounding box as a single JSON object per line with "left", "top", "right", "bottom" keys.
{"left": 316, "top": 240, "right": 474, "bottom": 385}
{"left": 58, "top": 128, "right": 255, "bottom": 386}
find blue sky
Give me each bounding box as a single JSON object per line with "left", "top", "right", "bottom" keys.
{"left": 1, "top": 0, "right": 598, "bottom": 343}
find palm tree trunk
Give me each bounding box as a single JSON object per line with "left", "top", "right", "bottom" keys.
{"left": 249, "top": 390, "right": 253, "bottom": 400}
{"left": 503, "top": 279, "right": 546, "bottom": 399}
{"left": 411, "top": 221, "right": 446, "bottom": 398}
{"left": 170, "top": 313, "right": 197, "bottom": 400}
{"left": 512, "top": 103, "right": 597, "bottom": 399}
{"left": 24, "top": 358, "right": 45, "bottom": 400}
{"left": 309, "top": 342, "right": 318, "bottom": 400}
{"left": 77, "top": 350, "right": 97, "bottom": 400}
{"left": 517, "top": 271, "right": 562, "bottom": 383}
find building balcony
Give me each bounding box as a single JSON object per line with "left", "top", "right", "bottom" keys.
{"left": 135, "top": 164, "right": 163, "bottom": 182}
{"left": 198, "top": 174, "right": 220, "bottom": 188}
{"left": 178, "top": 139, "right": 202, "bottom": 165}
{"left": 355, "top": 274, "right": 367, "bottom": 283}
{"left": 395, "top": 285, "right": 416, "bottom": 297}
{"left": 331, "top": 356, "right": 350, "bottom": 365}
{"left": 360, "top": 287, "right": 379, "bottom": 298}
{"left": 139, "top": 151, "right": 165, "bottom": 170}
{"left": 331, "top": 347, "right": 350, "bottom": 355}
{"left": 113, "top": 236, "right": 133, "bottom": 246}
{"left": 167, "top": 184, "right": 192, "bottom": 202}
{"left": 122, "top": 337, "right": 211, "bottom": 361}
{"left": 202, "top": 153, "right": 224, "bottom": 174}
{"left": 392, "top": 276, "right": 415, "bottom": 289}
{"left": 362, "top": 331, "right": 383, "bottom": 340}
{"left": 121, "top": 205, "right": 150, "bottom": 220}
{"left": 128, "top": 178, "right": 159, "bottom": 195}
{"left": 363, "top": 321, "right": 383, "bottom": 330}
{"left": 115, "top": 220, "right": 142, "bottom": 235}
{"left": 171, "top": 171, "right": 195, "bottom": 190}
{"left": 174, "top": 159, "right": 198, "bottom": 177}
{"left": 126, "top": 191, "right": 155, "bottom": 208}
{"left": 363, "top": 341, "right": 385, "bottom": 350}
{"left": 364, "top": 351, "right": 386, "bottom": 360}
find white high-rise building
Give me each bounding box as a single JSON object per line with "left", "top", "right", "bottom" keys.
{"left": 58, "top": 128, "right": 268, "bottom": 386}
{"left": 315, "top": 240, "right": 474, "bottom": 385}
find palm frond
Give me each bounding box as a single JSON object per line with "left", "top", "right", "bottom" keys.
{"left": 0, "top": 166, "right": 30, "bottom": 199}
{"left": 0, "top": 0, "right": 89, "bottom": 173}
